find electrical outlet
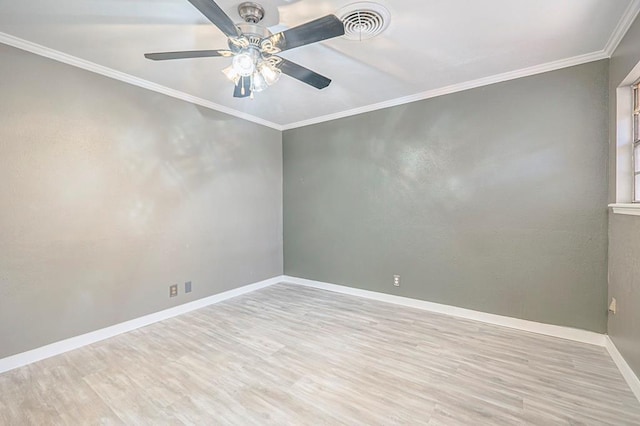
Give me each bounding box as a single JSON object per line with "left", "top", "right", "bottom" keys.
{"left": 609, "top": 297, "right": 617, "bottom": 314}
{"left": 169, "top": 284, "right": 178, "bottom": 298}
{"left": 185, "top": 281, "right": 192, "bottom": 293}
{"left": 393, "top": 275, "right": 400, "bottom": 287}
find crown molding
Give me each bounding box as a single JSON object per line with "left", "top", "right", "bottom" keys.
{"left": 0, "top": 29, "right": 617, "bottom": 131}
{"left": 604, "top": 0, "right": 640, "bottom": 57}
{"left": 0, "top": 32, "right": 284, "bottom": 131}
{"left": 281, "top": 50, "right": 609, "bottom": 130}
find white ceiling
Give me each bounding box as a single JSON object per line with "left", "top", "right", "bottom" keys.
{"left": 0, "top": 0, "right": 637, "bottom": 129}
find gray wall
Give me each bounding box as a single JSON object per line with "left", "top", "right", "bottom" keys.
{"left": 0, "top": 44, "right": 283, "bottom": 359}
{"left": 608, "top": 13, "right": 640, "bottom": 376}
{"left": 284, "top": 60, "right": 609, "bottom": 333}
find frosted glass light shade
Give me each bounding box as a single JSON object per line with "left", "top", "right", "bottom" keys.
{"left": 252, "top": 72, "right": 268, "bottom": 92}
{"left": 232, "top": 53, "right": 255, "bottom": 77}
{"left": 260, "top": 63, "right": 281, "bottom": 86}
{"left": 222, "top": 65, "right": 240, "bottom": 84}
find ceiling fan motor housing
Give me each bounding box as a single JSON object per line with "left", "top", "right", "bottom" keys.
{"left": 228, "top": 22, "right": 272, "bottom": 56}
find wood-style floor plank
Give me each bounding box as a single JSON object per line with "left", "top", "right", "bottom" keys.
{"left": 1, "top": 283, "right": 639, "bottom": 425}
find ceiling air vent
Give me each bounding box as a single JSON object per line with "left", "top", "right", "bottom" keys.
{"left": 337, "top": 2, "right": 390, "bottom": 41}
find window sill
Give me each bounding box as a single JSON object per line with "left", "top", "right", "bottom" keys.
{"left": 609, "top": 203, "right": 640, "bottom": 216}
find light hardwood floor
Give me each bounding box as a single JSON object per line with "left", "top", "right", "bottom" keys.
{"left": 1, "top": 283, "right": 639, "bottom": 425}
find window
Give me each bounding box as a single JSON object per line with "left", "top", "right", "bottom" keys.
{"left": 611, "top": 63, "right": 640, "bottom": 214}
{"left": 635, "top": 81, "right": 640, "bottom": 201}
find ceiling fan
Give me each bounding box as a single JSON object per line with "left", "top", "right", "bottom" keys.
{"left": 144, "top": 0, "right": 345, "bottom": 98}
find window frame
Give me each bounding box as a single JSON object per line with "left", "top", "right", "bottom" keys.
{"left": 611, "top": 61, "right": 640, "bottom": 215}
{"left": 634, "top": 81, "right": 640, "bottom": 202}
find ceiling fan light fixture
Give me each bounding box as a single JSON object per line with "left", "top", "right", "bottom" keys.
{"left": 232, "top": 52, "right": 256, "bottom": 77}
{"left": 144, "top": 0, "right": 345, "bottom": 98}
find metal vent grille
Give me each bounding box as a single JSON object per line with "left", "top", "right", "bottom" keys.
{"left": 338, "top": 2, "right": 390, "bottom": 41}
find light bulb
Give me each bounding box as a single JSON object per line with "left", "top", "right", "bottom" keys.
{"left": 221, "top": 66, "right": 240, "bottom": 84}
{"left": 259, "top": 63, "right": 281, "bottom": 86}
{"left": 232, "top": 53, "right": 255, "bottom": 77}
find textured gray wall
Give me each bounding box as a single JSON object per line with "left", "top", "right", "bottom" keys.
{"left": 0, "top": 44, "right": 283, "bottom": 358}
{"left": 609, "top": 215, "right": 640, "bottom": 375}
{"left": 608, "top": 13, "right": 640, "bottom": 376}
{"left": 284, "top": 60, "right": 609, "bottom": 333}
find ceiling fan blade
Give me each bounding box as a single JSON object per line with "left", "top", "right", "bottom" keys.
{"left": 276, "top": 58, "right": 332, "bottom": 89}
{"left": 144, "top": 49, "right": 233, "bottom": 61}
{"left": 186, "top": 0, "right": 239, "bottom": 37}
{"left": 233, "top": 77, "right": 252, "bottom": 98}
{"left": 265, "top": 15, "right": 344, "bottom": 53}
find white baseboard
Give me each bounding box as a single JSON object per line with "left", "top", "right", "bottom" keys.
{"left": 287, "top": 275, "right": 639, "bottom": 403}
{"left": 605, "top": 336, "right": 640, "bottom": 402}
{"left": 5, "top": 274, "right": 638, "bottom": 405}
{"left": 282, "top": 275, "right": 607, "bottom": 347}
{"left": 0, "top": 275, "right": 285, "bottom": 374}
